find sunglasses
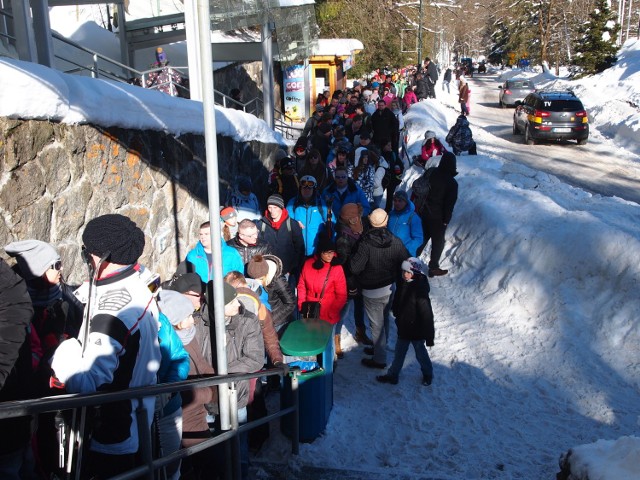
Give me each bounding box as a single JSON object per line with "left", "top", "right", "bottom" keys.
{"left": 334, "top": 175, "right": 347, "bottom": 179}
{"left": 50, "top": 260, "right": 63, "bottom": 271}
{"left": 301, "top": 181, "right": 316, "bottom": 188}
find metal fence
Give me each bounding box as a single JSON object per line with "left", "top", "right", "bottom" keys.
{"left": 50, "top": 32, "right": 302, "bottom": 140}
{"left": 0, "top": 367, "right": 301, "bottom": 480}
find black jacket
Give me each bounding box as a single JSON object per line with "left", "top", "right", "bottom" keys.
{"left": 226, "top": 236, "right": 272, "bottom": 268}
{"left": 0, "top": 259, "right": 35, "bottom": 454}
{"left": 426, "top": 61, "right": 439, "bottom": 84}
{"left": 310, "top": 130, "right": 331, "bottom": 161}
{"left": 349, "top": 228, "right": 409, "bottom": 289}
{"left": 334, "top": 222, "right": 367, "bottom": 292}
{"left": 0, "top": 259, "right": 33, "bottom": 391}
{"left": 262, "top": 255, "right": 296, "bottom": 328}
{"left": 415, "top": 77, "right": 429, "bottom": 99}
{"left": 392, "top": 275, "right": 434, "bottom": 345}
{"left": 426, "top": 152, "right": 459, "bottom": 223}
{"left": 370, "top": 108, "right": 399, "bottom": 146}
{"left": 258, "top": 212, "right": 305, "bottom": 276}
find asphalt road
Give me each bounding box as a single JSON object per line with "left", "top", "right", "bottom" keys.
{"left": 463, "top": 73, "right": 640, "bottom": 205}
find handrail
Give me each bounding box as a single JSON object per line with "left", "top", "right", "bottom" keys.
{"left": 49, "top": 32, "right": 300, "bottom": 138}
{"left": 0, "top": 6, "right": 15, "bottom": 43}
{"left": 52, "top": 31, "right": 138, "bottom": 81}
{"left": 0, "top": 367, "right": 300, "bottom": 479}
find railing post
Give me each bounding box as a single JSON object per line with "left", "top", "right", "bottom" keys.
{"left": 228, "top": 382, "right": 241, "bottom": 480}
{"left": 135, "top": 398, "right": 154, "bottom": 480}
{"left": 291, "top": 370, "right": 299, "bottom": 455}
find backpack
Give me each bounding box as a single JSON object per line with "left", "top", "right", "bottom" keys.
{"left": 411, "top": 167, "right": 436, "bottom": 214}
{"left": 379, "top": 164, "right": 393, "bottom": 189}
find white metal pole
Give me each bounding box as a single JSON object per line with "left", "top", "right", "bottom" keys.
{"left": 185, "top": 0, "right": 202, "bottom": 100}
{"left": 196, "top": 0, "right": 231, "bottom": 431}
{"left": 262, "top": 21, "right": 274, "bottom": 128}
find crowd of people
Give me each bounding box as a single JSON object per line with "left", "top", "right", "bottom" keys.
{"left": 0, "top": 57, "right": 478, "bottom": 480}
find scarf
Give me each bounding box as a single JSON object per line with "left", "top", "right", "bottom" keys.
{"left": 266, "top": 208, "right": 290, "bottom": 230}
{"left": 177, "top": 325, "right": 196, "bottom": 346}
{"left": 27, "top": 282, "right": 62, "bottom": 308}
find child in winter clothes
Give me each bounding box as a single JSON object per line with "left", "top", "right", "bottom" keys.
{"left": 458, "top": 76, "right": 470, "bottom": 116}
{"left": 376, "top": 257, "right": 434, "bottom": 386}
{"left": 402, "top": 87, "right": 418, "bottom": 110}
{"left": 421, "top": 130, "right": 447, "bottom": 161}
{"left": 446, "top": 115, "right": 477, "bottom": 156}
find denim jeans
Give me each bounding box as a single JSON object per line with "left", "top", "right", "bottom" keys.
{"left": 362, "top": 293, "right": 392, "bottom": 364}
{"left": 387, "top": 338, "right": 433, "bottom": 380}
{"left": 156, "top": 406, "right": 183, "bottom": 480}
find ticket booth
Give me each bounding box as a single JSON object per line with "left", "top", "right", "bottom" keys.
{"left": 282, "top": 38, "right": 363, "bottom": 123}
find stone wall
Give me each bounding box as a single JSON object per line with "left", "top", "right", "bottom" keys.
{"left": 0, "top": 117, "right": 283, "bottom": 284}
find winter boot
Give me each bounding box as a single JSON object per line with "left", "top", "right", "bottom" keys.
{"left": 334, "top": 334, "right": 344, "bottom": 359}
{"left": 354, "top": 326, "right": 373, "bottom": 346}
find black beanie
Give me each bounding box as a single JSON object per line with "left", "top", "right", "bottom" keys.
{"left": 82, "top": 214, "right": 145, "bottom": 265}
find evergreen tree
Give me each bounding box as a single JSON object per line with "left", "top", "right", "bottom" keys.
{"left": 573, "top": 0, "right": 619, "bottom": 74}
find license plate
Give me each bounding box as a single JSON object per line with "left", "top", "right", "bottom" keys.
{"left": 554, "top": 128, "right": 571, "bottom": 133}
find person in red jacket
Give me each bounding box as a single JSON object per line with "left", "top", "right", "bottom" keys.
{"left": 297, "top": 235, "right": 348, "bottom": 357}
{"left": 421, "top": 130, "right": 447, "bottom": 161}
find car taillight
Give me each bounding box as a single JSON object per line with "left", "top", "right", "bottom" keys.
{"left": 504, "top": 89, "right": 512, "bottom": 95}
{"left": 575, "top": 110, "right": 589, "bottom": 123}
{"left": 532, "top": 110, "right": 550, "bottom": 123}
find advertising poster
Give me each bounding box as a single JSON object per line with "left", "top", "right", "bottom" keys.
{"left": 284, "top": 64, "right": 306, "bottom": 122}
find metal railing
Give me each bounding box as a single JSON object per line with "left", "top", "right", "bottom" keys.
{"left": 52, "top": 31, "right": 138, "bottom": 82}
{"left": 50, "top": 32, "right": 303, "bottom": 139}
{"left": 0, "top": 2, "right": 15, "bottom": 45}
{"left": 0, "top": 367, "right": 301, "bottom": 480}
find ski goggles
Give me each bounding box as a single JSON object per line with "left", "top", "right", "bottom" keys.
{"left": 300, "top": 181, "right": 316, "bottom": 188}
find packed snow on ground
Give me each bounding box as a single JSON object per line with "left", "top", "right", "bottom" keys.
{"left": 1, "top": 32, "right": 639, "bottom": 480}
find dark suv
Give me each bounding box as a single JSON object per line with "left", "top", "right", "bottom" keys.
{"left": 513, "top": 90, "right": 589, "bottom": 145}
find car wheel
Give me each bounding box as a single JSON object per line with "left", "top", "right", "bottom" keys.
{"left": 512, "top": 118, "right": 520, "bottom": 135}
{"left": 577, "top": 137, "right": 588, "bottom": 146}
{"left": 525, "top": 127, "right": 535, "bottom": 145}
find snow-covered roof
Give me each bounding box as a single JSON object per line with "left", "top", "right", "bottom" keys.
{"left": 311, "top": 38, "right": 364, "bottom": 57}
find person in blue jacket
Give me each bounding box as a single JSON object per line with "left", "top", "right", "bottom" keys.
{"left": 186, "top": 221, "right": 244, "bottom": 282}
{"left": 287, "top": 175, "right": 334, "bottom": 256}
{"left": 322, "top": 166, "right": 371, "bottom": 219}
{"left": 387, "top": 190, "right": 423, "bottom": 256}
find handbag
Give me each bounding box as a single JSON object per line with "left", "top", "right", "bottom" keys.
{"left": 300, "top": 266, "right": 332, "bottom": 319}
{"left": 300, "top": 300, "right": 321, "bottom": 319}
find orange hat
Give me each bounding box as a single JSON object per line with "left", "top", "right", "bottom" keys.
{"left": 220, "top": 207, "right": 237, "bottom": 222}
